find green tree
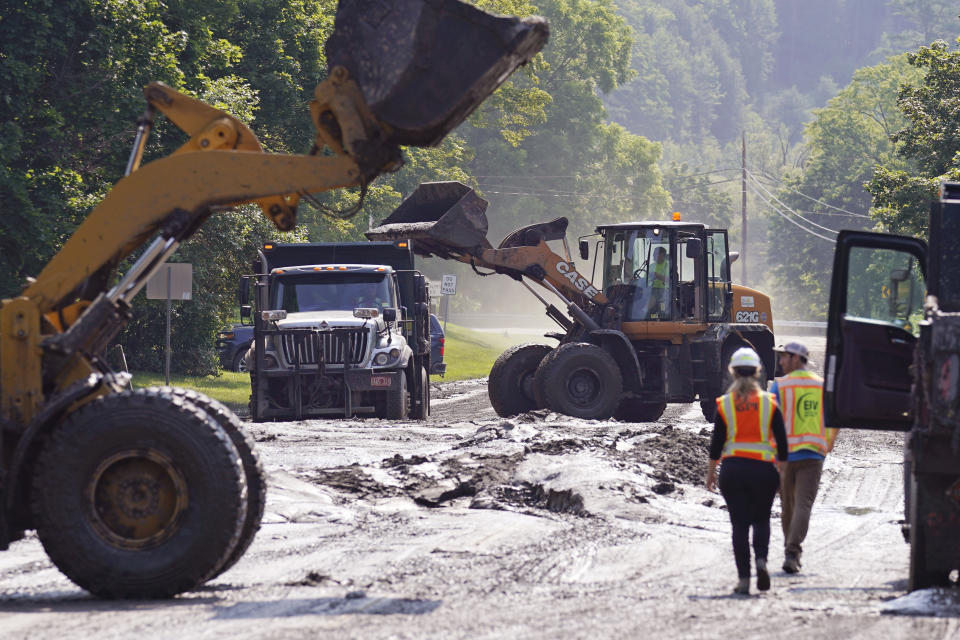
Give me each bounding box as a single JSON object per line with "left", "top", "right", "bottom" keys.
{"left": 869, "top": 40, "right": 960, "bottom": 237}
{"left": 766, "top": 55, "right": 919, "bottom": 318}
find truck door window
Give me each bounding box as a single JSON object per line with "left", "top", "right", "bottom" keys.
{"left": 846, "top": 247, "right": 925, "bottom": 336}
{"left": 677, "top": 237, "right": 697, "bottom": 319}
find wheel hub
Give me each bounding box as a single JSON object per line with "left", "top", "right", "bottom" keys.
{"left": 567, "top": 368, "right": 601, "bottom": 407}
{"left": 86, "top": 449, "right": 188, "bottom": 550}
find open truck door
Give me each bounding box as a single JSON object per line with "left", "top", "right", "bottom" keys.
{"left": 824, "top": 230, "right": 927, "bottom": 431}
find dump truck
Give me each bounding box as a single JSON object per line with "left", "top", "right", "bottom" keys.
{"left": 241, "top": 241, "right": 432, "bottom": 421}
{"left": 824, "top": 181, "right": 960, "bottom": 590}
{"left": 0, "top": 1, "right": 546, "bottom": 597}
{"left": 367, "top": 182, "right": 774, "bottom": 422}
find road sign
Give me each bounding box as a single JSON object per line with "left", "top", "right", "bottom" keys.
{"left": 428, "top": 280, "right": 441, "bottom": 298}
{"left": 146, "top": 263, "right": 193, "bottom": 300}
{"left": 441, "top": 274, "right": 457, "bottom": 295}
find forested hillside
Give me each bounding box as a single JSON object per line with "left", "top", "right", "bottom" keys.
{"left": 3, "top": 0, "right": 960, "bottom": 371}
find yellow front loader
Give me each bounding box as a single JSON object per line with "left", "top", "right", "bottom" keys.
{"left": 368, "top": 182, "right": 775, "bottom": 422}
{"left": 0, "top": 1, "right": 546, "bottom": 598}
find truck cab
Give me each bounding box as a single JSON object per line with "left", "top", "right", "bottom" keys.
{"left": 242, "top": 242, "right": 431, "bottom": 421}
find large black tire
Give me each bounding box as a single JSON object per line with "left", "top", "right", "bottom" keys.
{"left": 31, "top": 389, "right": 246, "bottom": 598}
{"left": 147, "top": 387, "right": 266, "bottom": 580}
{"left": 908, "top": 476, "right": 951, "bottom": 590}
{"left": 615, "top": 398, "right": 666, "bottom": 422}
{"left": 488, "top": 343, "right": 553, "bottom": 417}
{"left": 700, "top": 398, "right": 719, "bottom": 423}
{"left": 378, "top": 370, "right": 408, "bottom": 419}
{"left": 701, "top": 341, "right": 759, "bottom": 422}
{"left": 408, "top": 366, "right": 430, "bottom": 420}
{"left": 535, "top": 342, "right": 622, "bottom": 419}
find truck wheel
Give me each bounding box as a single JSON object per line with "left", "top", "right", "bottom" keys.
{"left": 488, "top": 343, "right": 552, "bottom": 417}
{"left": 147, "top": 387, "right": 265, "bottom": 580}
{"left": 30, "top": 389, "right": 246, "bottom": 598}
{"left": 409, "top": 367, "right": 430, "bottom": 420}
{"left": 379, "top": 372, "right": 408, "bottom": 419}
{"left": 231, "top": 349, "right": 249, "bottom": 373}
{"left": 535, "top": 342, "right": 622, "bottom": 419}
{"left": 700, "top": 398, "right": 718, "bottom": 422}
{"left": 615, "top": 399, "right": 666, "bottom": 422}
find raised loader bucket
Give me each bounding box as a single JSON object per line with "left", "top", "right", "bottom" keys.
{"left": 326, "top": 0, "right": 548, "bottom": 147}
{"left": 366, "top": 182, "right": 491, "bottom": 257}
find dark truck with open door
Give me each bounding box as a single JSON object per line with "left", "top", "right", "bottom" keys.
{"left": 824, "top": 182, "right": 960, "bottom": 590}
{"left": 241, "top": 242, "right": 431, "bottom": 421}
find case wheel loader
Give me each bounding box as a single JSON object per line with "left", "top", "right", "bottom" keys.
{"left": 367, "top": 182, "right": 776, "bottom": 422}
{"left": 0, "top": 0, "right": 546, "bottom": 598}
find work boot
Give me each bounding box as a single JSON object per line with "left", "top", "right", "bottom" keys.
{"left": 756, "top": 558, "right": 770, "bottom": 591}
{"left": 783, "top": 554, "right": 800, "bottom": 574}
{"left": 733, "top": 577, "right": 750, "bottom": 595}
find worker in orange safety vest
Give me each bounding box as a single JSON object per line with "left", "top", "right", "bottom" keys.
{"left": 770, "top": 342, "right": 837, "bottom": 574}
{"left": 706, "top": 347, "right": 788, "bottom": 595}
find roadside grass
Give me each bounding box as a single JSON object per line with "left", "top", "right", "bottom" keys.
{"left": 439, "top": 323, "right": 549, "bottom": 381}
{"left": 129, "top": 370, "right": 250, "bottom": 412}
{"left": 127, "top": 324, "right": 550, "bottom": 408}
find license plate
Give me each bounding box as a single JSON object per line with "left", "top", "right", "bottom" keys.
{"left": 370, "top": 375, "right": 392, "bottom": 387}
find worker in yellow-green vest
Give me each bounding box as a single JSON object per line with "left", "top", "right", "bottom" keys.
{"left": 647, "top": 246, "right": 669, "bottom": 318}
{"left": 770, "top": 342, "right": 837, "bottom": 575}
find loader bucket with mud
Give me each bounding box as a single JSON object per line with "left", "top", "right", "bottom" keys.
{"left": 366, "top": 182, "right": 492, "bottom": 257}
{"left": 326, "top": 0, "right": 549, "bottom": 147}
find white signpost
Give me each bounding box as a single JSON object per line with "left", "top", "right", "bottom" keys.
{"left": 440, "top": 274, "right": 457, "bottom": 330}
{"left": 146, "top": 263, "right": 193, "bottom": 384}
{"left": 440, "top": 274, "right": 457, "bottom": 295}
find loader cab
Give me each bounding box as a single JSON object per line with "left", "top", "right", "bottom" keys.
{"left": 597, "top": 222, "right": 730, "bottom": 324}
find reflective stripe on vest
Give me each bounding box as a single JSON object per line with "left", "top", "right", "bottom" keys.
{"left": 716, "top": 391, "right": 777, "bottom": 462}
{"left": 775, "top": 370, "right": 827, "bottom": 455}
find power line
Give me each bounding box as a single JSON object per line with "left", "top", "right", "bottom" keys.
{"left": 744, "top": 181, "right": 836, "bottom": 243}
{"left": 746, "top": 171, "right": 840, "bottom": 234}
{"left": 749, "top": 168, "right": 872, "bottom": 219}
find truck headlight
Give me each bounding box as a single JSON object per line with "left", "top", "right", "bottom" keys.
{"left": 374, "top": 352, "right": 390, "bottom": 366}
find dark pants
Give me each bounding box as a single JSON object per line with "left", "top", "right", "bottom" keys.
{"left": 719, "top": 457, "right": 780, "bottom": 579}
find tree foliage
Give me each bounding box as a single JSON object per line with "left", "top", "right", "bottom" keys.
{"left": 869, "top": 39, "right": 960, "bottom": 237}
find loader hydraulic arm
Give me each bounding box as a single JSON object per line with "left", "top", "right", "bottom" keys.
{"left": 366, "top": 182, "right": 608, "bottom": 330}
{"left": 1, "top": 69, "right": 396, "bottom": 425}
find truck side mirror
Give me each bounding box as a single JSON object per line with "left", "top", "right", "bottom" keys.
{"left": 240, "top": 305, "right": 252, "bottom": 322}
{"left": 238, "top": 277, "right": 250, "bottom": 305}
{"left": 685, "top": 238, "right": 702, "bottom": 258}
{"left": 579, "top": 240, "right": 589, "bottom": 261}
{"left": 383, "top": 308, "right": 398, "bottom": 322}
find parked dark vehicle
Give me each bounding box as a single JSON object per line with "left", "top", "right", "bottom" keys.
{"left": 430, "top": 314, "right": 446, "bottom": 376}
{"left": 217, "top": 325, "right": 254, "bottom": 372}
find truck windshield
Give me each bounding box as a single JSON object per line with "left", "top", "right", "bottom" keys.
{"left": 602, "top": 228, "right": 672, "bottom": 321}
{"left": 272, "top": 273, "right": 394, "bottom": 312}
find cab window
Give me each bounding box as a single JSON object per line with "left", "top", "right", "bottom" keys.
{"left": 846, "top": 247, "right": 925, "bottom": 336}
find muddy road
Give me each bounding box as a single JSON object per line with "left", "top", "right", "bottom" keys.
{"left": 1, "top": 337, "right": 958, "bottom": 638}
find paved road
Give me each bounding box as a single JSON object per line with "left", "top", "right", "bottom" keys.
{"left": 0, "top": 337, "right": 957, "bottom": 638}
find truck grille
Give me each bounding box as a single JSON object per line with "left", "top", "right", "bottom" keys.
{"left": 279, "top": 329, "right": 368, "bottom": 366}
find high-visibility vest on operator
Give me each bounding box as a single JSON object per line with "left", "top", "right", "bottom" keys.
{"left": 652, "top": 258, "right": 668, "bottom": 288}
{"left": 715, "top": 390, "right": 777, "bottom": 462}
{"left": 774, "top": 369, "right": 830, "bottom": 455}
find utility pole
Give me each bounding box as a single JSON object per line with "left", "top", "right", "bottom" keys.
{"left": 741, "top": 131, "right": 747, "bottom": 284}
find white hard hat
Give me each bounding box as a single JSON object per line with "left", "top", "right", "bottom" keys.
{"left": 729, "top": 346, "right": 761, "bottom": 369}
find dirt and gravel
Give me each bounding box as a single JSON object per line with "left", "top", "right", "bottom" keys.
{"left": 1, "top": 336, "right": 958, "bottom": 638}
